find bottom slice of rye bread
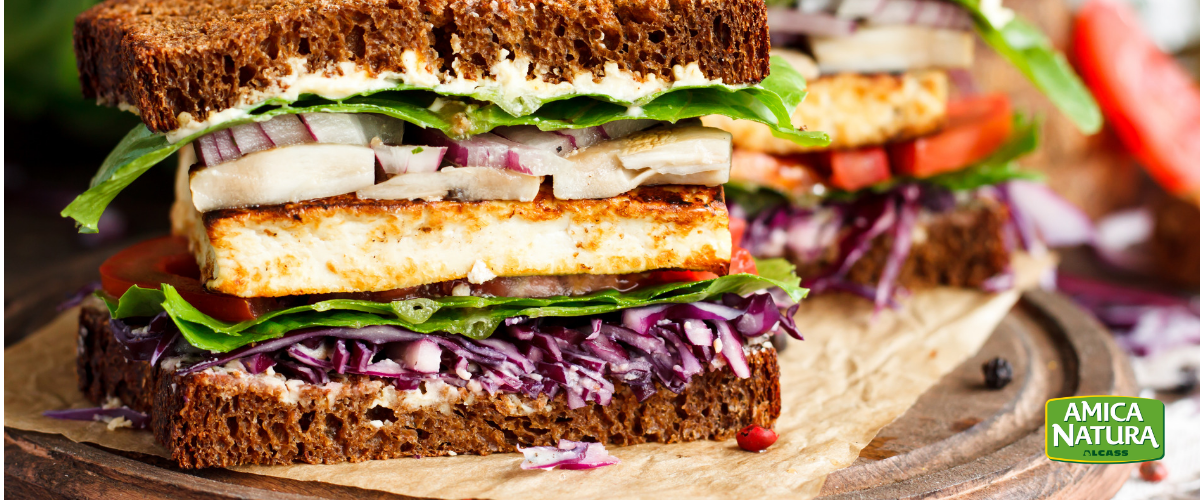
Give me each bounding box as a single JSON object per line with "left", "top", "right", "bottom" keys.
{"left": 793, "top": 198, "right": 1011, "bottom": 291}
{"left": 76, "top": 301, "right": 782, "bottom": 469}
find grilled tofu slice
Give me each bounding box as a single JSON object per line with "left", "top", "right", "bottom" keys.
{"left": 704, "top": 69, "right": 948, "bottom": 155}
{"left": 176, "top": 185, "right": 731, "bottom": 297}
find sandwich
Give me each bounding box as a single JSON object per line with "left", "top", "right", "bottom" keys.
{"left": 62, "top": 0, "right": 827, "bottom": 468}
{"left": 701, "top": 0, "right": 1102, "bottom": 308}
{"left": 1072, "top": 0, "right": 1200, "bottom": 287}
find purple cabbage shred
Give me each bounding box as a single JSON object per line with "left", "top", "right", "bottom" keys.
{"left": 164, "top": 293, "right": 798, "bottom": 408}
{"left": 737, "top": 182, "right": 1038, "bottom": 306}
{"left": 43, "top": 406, "right": 150, "bottom": 429}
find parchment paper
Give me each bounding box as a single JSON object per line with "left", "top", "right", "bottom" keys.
{"left": 5, "top": 254, "right": 1050, "bottom": 499}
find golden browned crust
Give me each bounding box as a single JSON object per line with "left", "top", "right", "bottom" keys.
{"left": 74, "top": 0, "right": 771, "bottom": 133}
{"left": 190, "top": 185, "right": 733, "bottom": 297}
{"left": 77, "top": 302, "right": 782, "bottom": 469}
{"left": 705, "top": 69, "right": 948, "bottom": 155}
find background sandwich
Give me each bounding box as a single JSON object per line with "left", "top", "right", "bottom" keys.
{"left": 64, "top": 0, "right": 825, "bottom": 468}
{"left": 702, "top": 0, "right": 1101, "bottom": 308}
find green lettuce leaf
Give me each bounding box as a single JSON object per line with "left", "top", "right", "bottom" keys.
{"left": 109, "top": 261, "right": 807, "bottom": 352}
{"left": 947, "top": 0, "right": 1102, "bottom": 134}
{"left": 62, "top": 57, "right": 828, "bottom": 233}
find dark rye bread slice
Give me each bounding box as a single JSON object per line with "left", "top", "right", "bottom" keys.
{"left": 77, "top": 301, "right": 782, "bottom": 469}
{"left": 75, "top": 0, "right": 771, "bottom": 133}
{"left": 1150, "top": 193, "right": 1200, "bottom": 287}
{"left": 793, "top": 198, "right": 1011, "bottom": 291}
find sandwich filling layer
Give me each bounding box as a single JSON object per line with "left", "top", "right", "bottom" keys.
{"left": 181, "top": 186, "right": 732, "bottom": 297}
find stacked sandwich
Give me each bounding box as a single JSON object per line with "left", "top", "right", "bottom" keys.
{"left": 703, "top": 0, "right": 1102, "bottom": 307}
{"left": 64, "top": 0, "right": 828, "bottom": 468}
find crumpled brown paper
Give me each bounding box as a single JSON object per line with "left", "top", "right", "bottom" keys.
{"left": 5, "top": 254, "right": 1050, "bottom": 499}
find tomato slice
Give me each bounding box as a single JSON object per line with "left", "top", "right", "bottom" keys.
{"left": 889, "top": 94, "right": 1013, "bottom": 178}
{"left": 100, "top": 236, "right": 284, "bottom": 323}
{"left": 823, "top": 146, "right": 892, "bottom": 191}
{"left": 729, "top": 215, "right": 747, "bottom": 247}
{"left": 1074, "top": 0, "right": 1200, "bottom": 197}
{"left": 729, "top": 246, "right": 758, "bottom": 275}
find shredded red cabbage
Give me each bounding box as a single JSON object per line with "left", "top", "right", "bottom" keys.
{"left": 738, "top": 182, "right": 1041, "bottom": 305}
{"left": 58, "top": 282, "right": 101, "bottom": 312}
{"left": 519, "top": 439, "right": 620, "bottom": 470}
{"left": 43, "top": 406, "right": 150, "bottom": 429}
{"left": 160, "top": 293, "right": 797, "bottom": 408}
{"left": 1055, "top": 273, "right": 1200, "bottom": 357}
{"left": 110, "top": 312, "right": 182, "bottom": 366}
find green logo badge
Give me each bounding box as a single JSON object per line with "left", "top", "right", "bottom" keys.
{"left": 1045, "top": 396, "right": 1165, "bottom": 463}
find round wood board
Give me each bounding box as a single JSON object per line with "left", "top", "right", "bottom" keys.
{"left": 4, "top": 255, "right": 1138, "bottom": 499}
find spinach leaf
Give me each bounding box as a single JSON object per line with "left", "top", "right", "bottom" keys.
{"left": 110, "top": 261, "right": 807, "bottom": 352}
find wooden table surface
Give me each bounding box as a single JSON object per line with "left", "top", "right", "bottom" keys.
{"left": 3, "top": 251, "right": 1139, "bottom": 499}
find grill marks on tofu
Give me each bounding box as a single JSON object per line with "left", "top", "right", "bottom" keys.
{"left": 705, "top": 69, "right": 948, "bottom": 155}
{"left": 185, "top": 185, "right": 731, "bottom": 298}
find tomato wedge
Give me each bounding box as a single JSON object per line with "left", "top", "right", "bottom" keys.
{"left": 729, "top": 246, "right": 758, "bottom": 275}
{"left": 823, "top": 146, "right": 892, "bottom": 191}
{"left": 729, "top": 215, "right": 747, "bottom": 247}
{"left": 889, "top": 94, "right": 1013, "bottom": 178}
{"left": 1074, "top": 0, "right": 1200, "bottom": 197}
{"left": 100, "top": 236, "right": 284, "bottom": 323}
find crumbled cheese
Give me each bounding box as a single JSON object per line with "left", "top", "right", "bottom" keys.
{"left": 713, "top": 338, "right": 724, "bottom": 352}
{"left": 452, "top": 283, "right": 472, "bottom": 296}
{"left": 101, "top": 396, "right": 122, "bottom": 410}
{"left": 467, "top": 260, "right": 497, "bottom": 284}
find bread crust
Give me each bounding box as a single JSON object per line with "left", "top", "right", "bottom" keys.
{"left": 794, "top": 198, "right": 1012, "bottom": 290}
{"left": 77, "top": 302, "right": 782, "bottom": 469}
{"left": 74, "top": 0, "right": 770, "bottom": 133}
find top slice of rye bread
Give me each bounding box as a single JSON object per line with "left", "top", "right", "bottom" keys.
{"left": 75, "top": 0, "right": 771, "bottom": 133}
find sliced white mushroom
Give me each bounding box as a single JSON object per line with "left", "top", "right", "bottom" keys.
{"left": 357, "top": 167, "right": 543, "bottom": 202}
{"left": 553, "top": 125, "right": 732, "bottom": 200}
{"left": 189, "top": 144, "right": 376, "bottom": 211}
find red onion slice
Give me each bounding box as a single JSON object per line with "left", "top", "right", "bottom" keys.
{"left": 259, "top": 114, "right": 313, "bottom": 147}
{"left": 299, "top": 113, "right": 405, "bottom": 145}
{"left": 421, "top": 130, "right": 568, "bottom": 175}
{"left": 767, "top": 8, "right": 858, "bottom": 37}
{"left": 836, "top": 0, "right": 974, "bottom": 30}
{"left": 1005, "top": 180, "right": 1094, "bottom": 248}
{"left": 373, "top": 144, "right": 447, "bottom": 175}
{"left": 555, "top": 128, "right": 606, "bottom": 150}
{"left": 194, "top": 134, "right": 223, "bottom": 166}
{"left": 1093, "top": 208, "right": 1153, "bottom": 273}
{"left": 300, "top": 113, "right": 368, "bottom": 144}
{"left": 212, "top": 129, "right": 241, "bottom": 162}
{"left": 492, "top": 125, "right": 576, "bottom": 156}
{"left": 229, "top": 122, "right": 274, "bottom": 155}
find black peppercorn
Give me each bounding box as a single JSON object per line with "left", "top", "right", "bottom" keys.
{"left": 983, "top": 357, "right": 1013, "bottom": 389}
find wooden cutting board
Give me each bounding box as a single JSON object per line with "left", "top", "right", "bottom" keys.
{"left": 4, "top": 255, "right": 1137, "bottom": 499}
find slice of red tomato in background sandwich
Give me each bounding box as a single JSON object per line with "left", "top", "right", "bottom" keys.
{"left": 889, "top": 93, "right": 1013, "bottom": 178}
{"left": 1073, "top": 0, "right": 1200, "bottom": 199}
{"left": 824, "top": 146, "right": 892, "bottom": 191}
{"left": 100, "top": 236, "right": 283, "bottom": 323}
